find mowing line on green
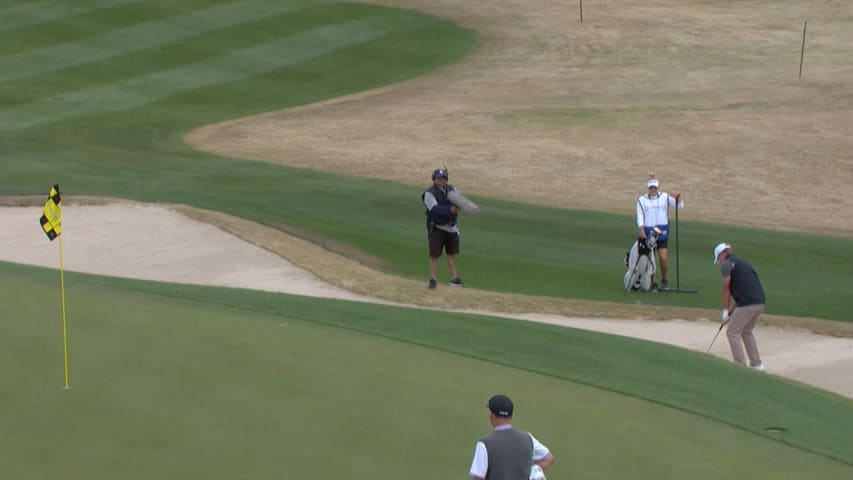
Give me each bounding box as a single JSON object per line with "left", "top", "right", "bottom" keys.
{"left": 0, "top": 0, "right": 332, "bottom": 82}
{"left": 0, "top": 0, "right": 142, "bottom": 34}
{"left": 0, "top": 19, "right": 385, "bottom": 129}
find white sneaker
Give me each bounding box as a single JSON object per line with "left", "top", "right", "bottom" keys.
{"left": 749, "top": 363, "right": 765, "bottom": 372}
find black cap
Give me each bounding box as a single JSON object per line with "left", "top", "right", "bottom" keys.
{"left": 487, "top": 394, "right": 513, "bottom": 417}
{"left": 432, "top": 168, "right": 448, "bottom": 180}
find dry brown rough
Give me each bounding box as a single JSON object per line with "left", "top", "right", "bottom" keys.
{"left": 187, "top": 0, "right": 853, "bottom": 236}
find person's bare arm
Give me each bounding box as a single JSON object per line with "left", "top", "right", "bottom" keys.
{"left": 535, "top": 452, "right": 554, "bottom": 470}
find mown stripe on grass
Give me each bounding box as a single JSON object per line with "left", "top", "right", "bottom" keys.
{"left": 0, "top": 0, "right": 142, "bottom": 34}
{"left": 0, "top": 19, "right": 385, "bottom": 130}
{"left": 0, "top": 0, "right": 331, "bottom": 83}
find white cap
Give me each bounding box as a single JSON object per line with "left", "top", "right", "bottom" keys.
{"left": 713, "top": 243, "right": 731, "bottom": 264}
{"left": 647, "top": 178, "right": 659, "bottom": 188}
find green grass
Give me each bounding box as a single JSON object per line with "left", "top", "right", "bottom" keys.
{"left": 0, "top": 0, "right": 851, "bottom": 322}
{"left": 1, "top": 262, "right": 852, "bottom": 479}
{"left": 1, "top": 2, "right": 850, "bottom": 478}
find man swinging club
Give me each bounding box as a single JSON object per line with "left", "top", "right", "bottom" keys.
{"left": 713, "top": 243, "right": 766, "bottom": 371}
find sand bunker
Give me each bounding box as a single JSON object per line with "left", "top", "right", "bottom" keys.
{"left": 2, "top": 203, "right": 850, "bottom": 399}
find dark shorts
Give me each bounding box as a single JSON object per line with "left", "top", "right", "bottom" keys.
{"left": 428, "top": 229, "right": 459, "bottom": 257}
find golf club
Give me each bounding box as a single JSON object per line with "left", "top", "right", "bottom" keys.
{"left": 706, "top": 323, "right": 725, "bottom": 352}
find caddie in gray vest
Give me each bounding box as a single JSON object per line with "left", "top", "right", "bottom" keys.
{"left": 469, "top": 394, "right": 554, "bottom": 480}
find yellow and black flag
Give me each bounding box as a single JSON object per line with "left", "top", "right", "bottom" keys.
{"left": 40, "top": 184, "right": 61, "bottom": 241}
{"left": 39, "top": 183, "right": 71, "bottom": 388}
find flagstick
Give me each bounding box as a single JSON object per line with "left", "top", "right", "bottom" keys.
{"left": 59, "top": 234, "right": 70, "bottom": 389}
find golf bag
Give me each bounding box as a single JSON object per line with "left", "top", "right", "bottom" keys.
{"left": 624, "top": 229, "right": 659, "bottom": 292}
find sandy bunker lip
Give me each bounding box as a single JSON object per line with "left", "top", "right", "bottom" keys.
{"left": 3, "top": 203, "right": 371, "bottom": 302}
{"left": 2, "top": 202, "right": 852, "bottom": 399}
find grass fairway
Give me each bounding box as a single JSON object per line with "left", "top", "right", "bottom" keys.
{"left": 0, "top": 0, "right": 851, "bottom": 321}
{"left": 2, "top": 262, "right": 852, "bottom": 478}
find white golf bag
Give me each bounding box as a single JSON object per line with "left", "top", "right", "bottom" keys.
{"left": 624, "top": 229, "right": 659, "bottom": 292}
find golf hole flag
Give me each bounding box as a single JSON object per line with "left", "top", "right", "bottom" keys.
{"left": 39, "top": 184, "right": 71, "bottom": 388}
{"left": 40, "top": 184, "right": 61, "bottom": 240}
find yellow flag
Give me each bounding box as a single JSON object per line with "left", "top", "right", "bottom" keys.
{"left": 40, "top": 184, "right": 61, "bottom": 241}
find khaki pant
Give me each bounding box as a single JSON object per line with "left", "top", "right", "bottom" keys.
{"left": 726, "top": 304, "right": 764, "bottom": 366}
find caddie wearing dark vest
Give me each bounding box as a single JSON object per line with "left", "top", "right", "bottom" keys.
{"left": 422, "top": 167, "right": 464, "bottom": 289}
{"left": 469, "top": 394, "right": 554, "bottom": 480}
{"left": 714, "top": 243, "right": 767, "bottom": 371}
